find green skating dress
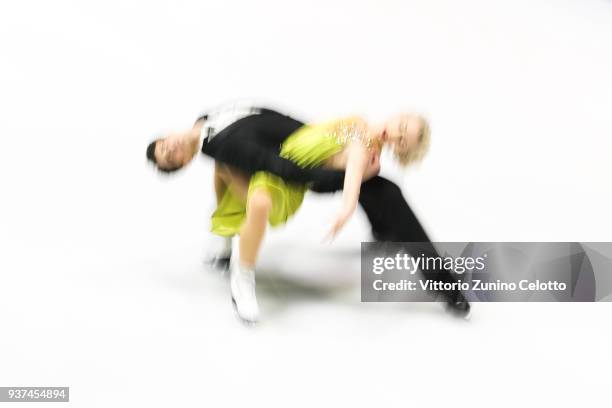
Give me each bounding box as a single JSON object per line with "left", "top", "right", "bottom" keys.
{"left": 210, "top": 116, "right": 367, "bottom": 237}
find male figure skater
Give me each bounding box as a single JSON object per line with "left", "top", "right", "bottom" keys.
{"left": 146, "top": 102, "right": 471, "bottom": 318}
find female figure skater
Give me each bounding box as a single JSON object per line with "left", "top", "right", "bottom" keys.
{"left": 211, "top": 114, "right": 430, "bottom": 322}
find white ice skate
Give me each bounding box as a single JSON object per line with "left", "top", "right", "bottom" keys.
{"left": 230, "top": 262, "right": 260, "bottom": 324}
{"left": 204, "top": 235, "right": 233, "bottom": 271}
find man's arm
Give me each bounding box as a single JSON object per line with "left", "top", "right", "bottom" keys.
{"left": 199, "top": 105, "right": 348, "bottom": 191}
{"left": 212, "top": 139, "right": 346, "bottom": 189}
{"left": 309, "top": 170, "right": 345, "bottom": 192}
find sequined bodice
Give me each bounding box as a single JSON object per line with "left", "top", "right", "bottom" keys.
{"left": 328, "top": 118, "right": 374, "bottom": 149}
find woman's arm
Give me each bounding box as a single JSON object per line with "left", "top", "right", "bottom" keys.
{"left": 336, "top": 116, "right": 372, "bottom": 212}
{"left": 341, "top": 142, "right": 369, "bottom": 214}
{"left": 325, "top": 141, "right": 370, "bottom": 240}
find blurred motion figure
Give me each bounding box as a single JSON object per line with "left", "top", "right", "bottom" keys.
{"left": 146, "top": 102, "right": 471, "bottom": 323}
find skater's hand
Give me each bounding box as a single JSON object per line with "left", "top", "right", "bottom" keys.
{"left": 324, "top": 209, "right": 352, "bottom": 242}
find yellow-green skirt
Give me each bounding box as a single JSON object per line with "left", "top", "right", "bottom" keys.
{"left": 210, "top": 120, "right": 347, "bottom": 236}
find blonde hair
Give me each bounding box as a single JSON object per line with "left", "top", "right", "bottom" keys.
{"left": 395, "top": 115, "right": 431, "bottom": 166}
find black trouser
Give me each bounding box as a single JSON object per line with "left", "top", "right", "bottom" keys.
{"left": 357, "top": 176, "right": 460, "bottom": 295}
{"left": 201, "top": 109, "right": 461, "bottom": 300}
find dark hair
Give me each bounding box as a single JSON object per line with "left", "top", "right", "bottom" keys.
{"left": 146, "top": 140, "right": 158, "bottom": 164}
{"left": 145, "top": 139, "right": 181, "bottom": 174}
{"left": 194, "top": 113, "right": 208, "bottom": 124}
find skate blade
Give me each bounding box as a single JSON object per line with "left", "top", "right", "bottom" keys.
{"left": 231, "top": 297, "right": 259, "bottom": 326}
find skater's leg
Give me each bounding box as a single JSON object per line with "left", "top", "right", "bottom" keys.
{"left": 358, "top": 176, "right": 429, "bottom": 242}
{"left": 239, "top": 188, "right": 272, "bottom": 268}
{"left": 220, "top": 180, "right": 271, "bottom": 323}
{"left": 206, "top": 164, "right": 249, "bottom": 270}
{"left": 214, "top": 162, "right": 228, "bottom": 205}
{"left": 216, "top": 164, "right": 250, "bottom": 203}
{"left": 358, "top": 176, "right": 450, "bottom": 282}
{"left": 204, "top": 164, "right": 235, "bottom": 269}
{"left": 358, "top": 176, "right": 470, "bottom": 315}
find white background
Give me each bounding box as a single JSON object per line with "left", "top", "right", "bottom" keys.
{"left": 1, "top": 0, "right": 611, "bottom": 406}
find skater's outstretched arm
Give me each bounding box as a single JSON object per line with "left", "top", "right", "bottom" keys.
{"left": 326, "top": 142, "right": 371, "bottom": 239}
